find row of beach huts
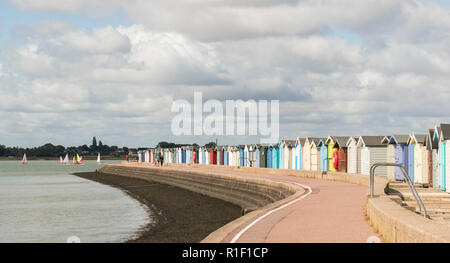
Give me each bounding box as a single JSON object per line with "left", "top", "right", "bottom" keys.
{"left": 137, "top": 123, "right": 450, "bottom": 193}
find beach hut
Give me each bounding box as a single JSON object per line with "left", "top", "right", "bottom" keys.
{"left": 357, "top": 136, "right": 388, "bottom": 177}
{"left": 303, "top": 138, "right": 322, "bottom": 171}
{"left": 239, "top": 145, "right": 245, "bottom": 166}
{"left": 223, "top": 146, "right": 228, "bottom": 166}
{"left": 214, "top": 147, "right": 219, "bottom": 165}
{"left": 272, "top": 144, "right": 280, "bottom": 169}
{"left": 255, "top": 145, "right": 260, "bottom": 167}
{"left": 221, "top": 146, "right": 226, "bottom": 165}
{"left": 407, "top": 134, "right": 428, "bottom": 184}
{"left": 247, "top": 145, "right": 256, "bottom": 167}
{"left": 424, "top": 129, "right": 439, "bottom": 188}
{"left": 171, "top": 148, "right": 176, "bottom": 163}
{"left": 381, "top": 135, "right": 410, "bottom": 181}
{"left": 303, "top": 138, "right": 312, "bottom": 170}
{"left": 286, "top": 141, "right": 296, "bottom": 170}
{"left": 258, "top": 145, "right": 267, "bottom": 168}
{"left": 267, "top": 145, "right": 273, "bottom": 168}
{"left": 324, "top": 136, "right": 349, "bottom": 172}
{"left": 208, "top": 147, "right": 217, "bottom": 165}
{"left": 230, "top": 146, "right": 239, "bottom": 166}
{"left": 294, "top": 138, "right": 305, "bottom": 170}
{"left": 181, "top": 147, "right": 186, "bottom": 163}
{"left": 244, "top": 145, "right": 250, "bottom": 167}
{"left": 280, "top": 140, "right": 295, "bottom": 169}
{"left": 144, "top": 150, "right": 150, "bottom": 163}
{"left": 317, "top": 139, "right": 328, "bottom": 172}
{"left": 434, "top": 124, "right": 450, "bottom": 192}
{"left": 198, "top": 146, "right": 204, "bottom": 164}
{"left": 335, "top": 137, "right": 350, "bottom": 173}
{"left": 308, "top": 138, "right": 323, "bottom": 171}
{"left": 205, "top": 147, "right": 210, "bottom": 165}
{"left": 186, "top": 147, "right": 192, "bottom": 164}
{"left": 278, "top": 141, "right": 285, "bottom": 169}
{"left": 346, "top": 137, "right": 359, "bottom": 174}
{"left": 216, "top": 146, "right": 223, "bottom": 165}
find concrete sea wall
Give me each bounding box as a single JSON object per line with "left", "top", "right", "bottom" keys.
{"left": 101, "top": 163, "right": 450, "bottom": 243}
{"left": 99, "top": 164, "right": 303, "bottom": 213}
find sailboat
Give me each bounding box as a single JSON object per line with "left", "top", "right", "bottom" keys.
{"left": 59, "top": 156, "right": 63, "bottom": 164}
{"left": 63, "top": 154, "right": 69, "bottom": 165}
{"left": 73, "top": 154, "right": 84, "bottom": 165}
{"left": 21, "top": 153, "right": 27, "bottom": 164}
{"left": 97, "top": 153, "right": 101, "bottom": 164}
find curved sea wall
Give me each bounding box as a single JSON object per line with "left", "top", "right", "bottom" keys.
{"left": 99, "top": 164, "right": 303, "bottom": 213}
{"left": 101, "top": 163, "right": 450, "bottom": 243}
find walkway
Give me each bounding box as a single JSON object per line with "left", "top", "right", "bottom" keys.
{"left": 159, "top": 165, "right": 378, "bottom": 243}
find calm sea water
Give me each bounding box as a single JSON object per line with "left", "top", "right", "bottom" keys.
{"left": 0, "top": 160, "right": 151, "bottom": 243}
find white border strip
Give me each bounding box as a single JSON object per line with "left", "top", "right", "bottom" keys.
{"left": 230, "top": 181, "right": 313, "bottom": 243}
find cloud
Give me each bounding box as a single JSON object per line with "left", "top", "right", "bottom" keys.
{"left": 2, "top": 0, "right": 450, "bottom": 147}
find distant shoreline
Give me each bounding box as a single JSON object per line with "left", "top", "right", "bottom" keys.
{"left": 0, "top": 157, "right": 127, "bottom": 161}
{"left": 73, "top": 171, "right": 242, "bottom": 243}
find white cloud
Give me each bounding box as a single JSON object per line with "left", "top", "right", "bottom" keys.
{"left": 2, "top": 0, "right": 450, "bottom": 146}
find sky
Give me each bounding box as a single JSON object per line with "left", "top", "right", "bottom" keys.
{"left": 1, "top": 0, "right": 450, "bottom": 147}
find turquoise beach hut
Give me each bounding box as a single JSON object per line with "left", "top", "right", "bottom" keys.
{"left": 318, "top": 139, "right": 328, "bottom": 171}
{"left": 267, "top": 146, "right": 272, "bottom": 168}
{"left": 272, "top": 144, "right": 279, "bottom": 169}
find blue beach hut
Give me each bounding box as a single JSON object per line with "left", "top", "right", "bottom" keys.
{"left": 181, "top": 147, "right": 186, "bottom": 163}
{"left": 434, "top": 124, "right": 450, "bottom": 191}
{"left": 318, "top": 139, "right": 328, "bottom": 171}
{"left": 267, "top": 146, "right": 273, "bottom": 168}
{"left": 408, "top": 140, "right": 415, "bottom": 182}
{"left": 382, "top": 135, "right": 409, "bottom": 180}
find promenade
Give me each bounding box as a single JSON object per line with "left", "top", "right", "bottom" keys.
{"left": 122, "top": 164, "right": 379, "bottom": 243}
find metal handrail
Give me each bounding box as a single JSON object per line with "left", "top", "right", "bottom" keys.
{"left": 370, "top": 162, "right": 428, "bottom": 218}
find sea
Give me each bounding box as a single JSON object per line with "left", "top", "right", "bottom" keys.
{"left": 0, "top": 160, "right": 151, "bottom": 243}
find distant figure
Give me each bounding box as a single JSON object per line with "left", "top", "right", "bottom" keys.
{"left": 160, "top": 155, "right": 164, "bottom": 166}
{"left": 126, "top": 155, "right": 129, "bottom": 162}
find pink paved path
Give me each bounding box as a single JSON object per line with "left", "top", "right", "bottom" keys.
{"left": 158, "top": 166, "right": 378, "bottom": 243}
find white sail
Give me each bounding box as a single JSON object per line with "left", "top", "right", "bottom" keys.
{"left": 22, "top": 153, "right": 27, "bottom": 164}
{"left": 63, "top": 154, "right": 69, "bottom": 164}
{"left": 97, "top": 153, "right": 101, "bottom": 163}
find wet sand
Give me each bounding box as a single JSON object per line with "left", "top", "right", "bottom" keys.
{"left": 73, "top": 171, "right": 242, "bottom": 243}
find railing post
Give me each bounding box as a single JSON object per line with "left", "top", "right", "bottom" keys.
{"left": 370, "top": 162, "right": 428, "bottom": 218}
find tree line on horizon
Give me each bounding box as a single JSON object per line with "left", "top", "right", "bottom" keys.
{"left": 0, "top": 137, "right": 126, "bottom": 158}
{"left": 0, "top": 137, "right": 218, "bottom": 158}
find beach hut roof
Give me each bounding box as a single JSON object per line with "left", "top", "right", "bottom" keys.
{"left": 357, "top": 136, "right": 387, "bottom": 147}
{"left": 435, "top": 124, "right": 450, "bottom": 141}
{"left": 345, "top": 137, "right": 359, "bottom": 147}
{"left": 381, "top": 134, "right": 409, "bottom": 144}
{"left": 425, "top": 129, "right": 439, "bottom": 150}
{"left": 326, "top": 136, "right": 351, "bottom": 148}
{"left": 283, "top": 140, "right": 296, "bottom": 148}
{"left": 296, "top": 137, "right": 306, "bottom": 146}
{"left": 317, "top": 138, "right": 327, "bottom": 147}
{"left": 407, "top": 133, "right": 427, "bottom": 144}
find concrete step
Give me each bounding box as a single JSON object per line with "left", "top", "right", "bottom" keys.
{"left": 430, "top": 216, "right": 450, "bottom": 222}
{"left": 419, "top": 207, "right": 450, "bottom": 214}
{"left": 403, "top": 200, "right": 450, "bottom": 208}
{"left": 389, "top": 191, "right": 450, "bottom": 201}
{"left": 389, "top": 182, "right": 428, "bottom": 189}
